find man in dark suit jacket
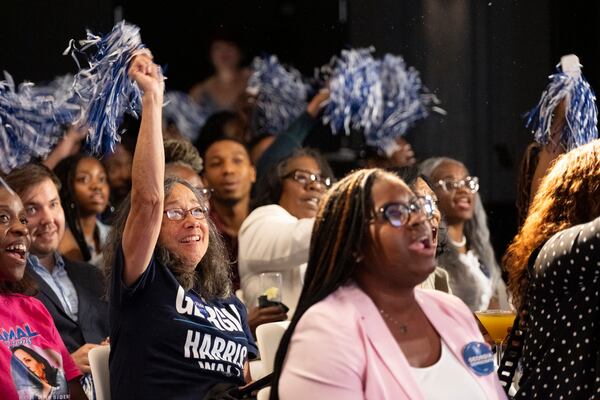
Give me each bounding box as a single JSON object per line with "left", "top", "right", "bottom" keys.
{"left": 6, "top": 163, "right": 109, "bottom": 374}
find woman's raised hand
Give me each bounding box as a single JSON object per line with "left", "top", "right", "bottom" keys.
{"left": 128, "top": 50, "right": 164, "bottom": 98}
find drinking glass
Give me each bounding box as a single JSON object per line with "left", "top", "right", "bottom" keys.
{"left": 259, "top": 272, "right": 283, "bottom": 304}
{"left": 475, "top": 309, "right": 516, "bottom": 366}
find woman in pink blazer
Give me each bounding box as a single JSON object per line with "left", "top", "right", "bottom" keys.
{"left": 270, "top": 168, "right": 507, "bottom": 399}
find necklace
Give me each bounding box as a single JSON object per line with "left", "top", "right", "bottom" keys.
{"left": 379, "top": 308, "right": 408, "bottom": 334}
{"left": 449, "top": 235, "right": 467, "bottom": 248}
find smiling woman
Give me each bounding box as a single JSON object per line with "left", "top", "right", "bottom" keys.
{"left": 102, "top": 52, "right": 256, "bottom": 400}
{"left": 0, "top": 184, "right": 30, "bottom": 284}
{"left": 238, "top": 148, "right": 334, "bottom": 318}
{"left": 420, "top": 157, "right": 507, "bottom": 311}
{"left": 0, "top": 179, "right": 86, "bottom": 400}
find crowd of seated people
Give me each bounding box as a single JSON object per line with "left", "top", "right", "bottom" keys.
{"left": 1, "top": 37, "right": 599, "bottom": 400}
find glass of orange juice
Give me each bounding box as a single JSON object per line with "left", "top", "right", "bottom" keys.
{"left": 475, "top": 309, "right": 516, "bottom": 365}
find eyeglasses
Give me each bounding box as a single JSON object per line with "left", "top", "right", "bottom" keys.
{"left": 435, "top": 176, "right": 479, "bottom": 193}
{"left": 373, "top": 196, "right": 435, "bottom": 228}
{"left": 282, "top": 169, "right": 332, "bottom": 189}
{"left": 163, "top": 206, "right": 208, "bottom": 221}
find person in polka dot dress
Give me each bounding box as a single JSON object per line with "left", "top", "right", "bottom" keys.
{"left": 503, "top": 139, "right": 600, "bottom": 399}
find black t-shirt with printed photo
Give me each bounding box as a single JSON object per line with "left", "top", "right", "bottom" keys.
{"left": 109, "top": 245, "right": 257, "bottom": 400}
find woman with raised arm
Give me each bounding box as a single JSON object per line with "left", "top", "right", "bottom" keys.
{"left": 104, "top": 52, "right": 256, "bottom": 400}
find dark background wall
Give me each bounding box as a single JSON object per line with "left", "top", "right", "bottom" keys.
{"left": 2, "top": 0, "right": 599, "bottom": 257}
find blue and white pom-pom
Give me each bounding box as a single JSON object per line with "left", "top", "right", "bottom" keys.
{"left": 163, "top": 91, "right": 210, "bottom": 141}
{"left": 525, "top": 54, "right": 598, "bottom": 151}
{"left": 322, "top": 48, "right": 383, "bottom": 137}
{"left": 0, "top": 72, "right": 79, "bottom": 173}
{"left": 323, "top": 48, "right": 443, "bottom": 152}
{"left": 373, "top": 54, "right": 443, "bottom": 149}
{"left": 67, "top": 21, "right": 146, "bottom": 155}
{"left": 248, "top": 54, "right": 309, "bottom": 135}
{"left": 30, "top": 74, "right": 77, "bottom": 107}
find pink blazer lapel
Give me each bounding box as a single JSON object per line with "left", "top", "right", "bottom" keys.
{"left": 340, "top": 285, "right": 426, "bottom": 400}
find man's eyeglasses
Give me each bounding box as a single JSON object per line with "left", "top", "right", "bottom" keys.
{"left": 373, "top": 196, "right": 435, "bottom": 228}
{"left": 435, "top": 176, "right": 479, "bottom": 193}
{"left": 163, "top": 206, "right": 208, "bottom": 221}
{"left": 282, "top": 169, "right": 332, "bottom": 189}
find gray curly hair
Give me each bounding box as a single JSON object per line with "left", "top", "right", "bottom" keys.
{"left": 103, "top": 176, "right": 231, "bottom": 299}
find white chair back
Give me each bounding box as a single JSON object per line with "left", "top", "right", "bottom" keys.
{"left": 89, "top": 345, "right": 111, "bottom": 400}
{"left": 255, "top": 321, "right": 290, "bottom": 400}
{"left": 255, "top": 321, "right": 290, "bottom": 376}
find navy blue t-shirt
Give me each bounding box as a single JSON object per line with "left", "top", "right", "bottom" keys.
{"left": 109, "top": 245, "right": 257, "bottom": 399}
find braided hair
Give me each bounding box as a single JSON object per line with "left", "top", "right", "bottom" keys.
{"left": 270, "top": 168, "right": 392, "bottom": 399}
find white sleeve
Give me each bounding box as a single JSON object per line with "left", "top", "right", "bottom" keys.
{"left": 239, "top": 205, "right": 314, "bottom": 275}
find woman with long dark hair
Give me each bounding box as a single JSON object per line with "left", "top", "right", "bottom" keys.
{"left": 55, "top": 154, "right": 111, "bottom": 267}
{"left": 269, "top": 169, "right": 506, "bottom": 399}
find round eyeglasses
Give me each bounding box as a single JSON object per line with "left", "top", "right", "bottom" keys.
{"left": 435, "top": 176, "right": 479, "bottom": 193}
{"left": 282, "top": 169, "right": 332, "bottom": 189}
{"left": 373, "top": 196, "right": 435, "bottom": 228}
{"left": 163, "top": 206, "right": 208, "bottom": 221}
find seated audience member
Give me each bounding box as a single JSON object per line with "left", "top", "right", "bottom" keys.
{"left": 195, "top": 111, "right": 248, "bottom": 150}
{"left": 165, "top": 138, "right": 283, "bottom": 335}
{"left": 392, "top": 166, "right": 451, "bottom": 293}
{"left": 239, "top": 148, "right": 334, "bottom": 317}
{"left": 164, "top": 139, "right": 205, "bottom": 191}
{"left": 0, "top": 178, "right": 86, "bottom": 400}
{"left": 189, "top": 34, "right": 251, "bottom": 112}
{"left": 501, "top": 140, "right": 600, "bottom": 398}
{"left": 420, "top": 157, "right": 507, "bottom": 311}
{"left": 270, "top": 168, "right": 506, "bottom": 399}
{"left": 5, "top": 164, "right": 109, "bottom": 377}
{"left": 253, "top": 89, "right": 329, "bottom": 182}
{"left": 102, "top": 142, "right": 133, "bottom": 212}
{"left": 104, "top": 53, "right": 256, "bottom": 399}
{"left": 199, "top": 136, "right": 256, "bottom": 291}
{"left": 54, "top": 155, "right": 112, "bottom": 268}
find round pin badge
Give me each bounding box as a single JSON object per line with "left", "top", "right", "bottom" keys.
{"left": 462, "top": 341, "right": 494, "bottom": 376}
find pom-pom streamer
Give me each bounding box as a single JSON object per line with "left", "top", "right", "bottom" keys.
{"left": 247, "top": 55, "right": 308, "bottom": 135}
{"left": 0, "top": 72, "right": 79, "bottom": 173}
{"left": 67, "top": 21, "right": 146, "bottom": 155}
{"left": 322, "top": 48, "right": 443, "bottom": 151}
{"left": 525, "top": 56, "right": 598, "bottom": 151}
{"left": 163, "top": 91, "right": 209, "bottom": 142}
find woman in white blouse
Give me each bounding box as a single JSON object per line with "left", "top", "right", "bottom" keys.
{"left": 238, "top": 148, "right": 333, "bottom": 317}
